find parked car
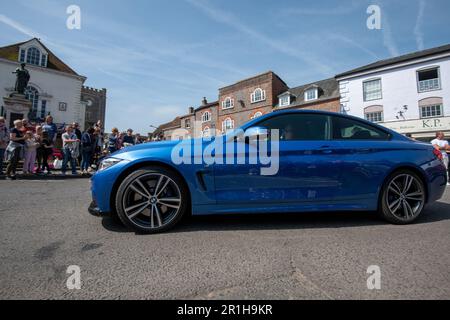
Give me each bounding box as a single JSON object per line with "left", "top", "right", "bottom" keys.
{"left": 89, "top": 110, "right": 447, "bottom": 233}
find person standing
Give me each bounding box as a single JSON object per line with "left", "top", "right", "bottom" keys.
{"left": 122, "top": 129, "right": 135, "bottom": 147}
{"left": 42, "top": 116, "right": 58, "bottom": 144}
{"left": 40, "top": 131, "right": 54, "bottom": 174}
{"left": 81, "top": 127, "right": 95, "bottom": 175}
{"left": 72, "top": 122, "right": 82, "bottom": 165}
{"left": 34, "top": 126, "right": 43, "bottom": 174}
{"left": 431, "top": 131, "right": 450, "bottom": 186}
{"left": 5, "top": 120, "right": 26, "bottom": 180}
{"left": 108, "top": 128, "right": 120, "bottom": 154}
{"left": 23, "top": 131, "right": 39, "bottom": 175}
{"left": 61, "top": 125, "right": 79, "bottom": 175}
{"left": 0, "top": 117, "right": 9, "bottom": 175}
{"left": 135, "top": 133, "right": 142, "bottom": 145}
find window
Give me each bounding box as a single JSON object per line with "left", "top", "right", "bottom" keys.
{"left": 185, "top": 119, "right": 191, "bottom": 129}
{"left": 201, "top": 111, "right": 211, "bottom": 123}
{"left": 279, "top": 95, "right": 290, "bottom": 107}
{"left": 304, "top": 88, "right": 318, "bottom": 101}
{"left": 222, "top": 118, "right": 234, "bottom": 132}
{"left": 420, "top": 104, "right": 443, "bottom": 118}
{"left": 26, "top": 47, "right": 41, "bottom": 66}
{"left": 363, "top": 79, "right": 382, "bottom": 101}
{"left": 251, "top": 88, "right": 266, "bottom": 103}
{"left": 25, "top": 86, "right": 39, "bottom": 119}
{"left": 417, "top": 68, "right": 440, "bottom": 92}
{"left": 40, "top": 54, "right": 47, "bottom": 67}
{"left": 419, "top": 97, "right": 443, "bottom": 119}
{"left": 332, "top": 116, "right": 389, "bottom": 140}
{"left": 252, "top": 111, "right": 263, "bottom": 119}
{"left": 222, "top": 98, "right": 234, "bottom": 109}
{"left": 202, "top": 127, "right": 210, "bottom": 138}
{"left": 257, "top": 114, "right": 330, "bottom": 141}
{"left": 364, "top": 105, "right": 383, "bottom": 123}
{"left": 19, "top": 49, "right": 25, "bottom": 63}
{"left": 40, "top": 100, "right": 47, "bottom": 119}
{"left": 365, "top": 112, "right": 383, "bottom": 123}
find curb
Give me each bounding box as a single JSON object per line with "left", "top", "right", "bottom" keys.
{"left": 0, "top": 174, "right": 91, "bottom": 180}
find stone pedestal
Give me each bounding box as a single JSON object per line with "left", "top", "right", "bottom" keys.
{"left": 2, "top": 93, "right": 32, "bottom": 128}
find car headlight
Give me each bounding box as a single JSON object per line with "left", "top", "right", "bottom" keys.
{"left": 98, "top": 158, "right": 123, "bottom": 171}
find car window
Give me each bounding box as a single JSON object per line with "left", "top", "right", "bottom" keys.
{"left": 332, "top": 116, "right": 389, "bottom": 140}
{"left": 257, "top": 114, "right": 330, "bottom": 141}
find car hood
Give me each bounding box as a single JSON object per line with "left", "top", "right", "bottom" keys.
{"left": 111, "top": 138, "right": 211, "bottom": 157}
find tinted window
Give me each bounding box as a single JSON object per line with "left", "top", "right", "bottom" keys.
{"left": 332, "top": 116, "right": 389, "bottom": 140}
{"left": 257, "top": 114, "right": 329, "bottom": 141}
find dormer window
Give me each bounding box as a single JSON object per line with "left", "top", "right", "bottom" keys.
{"left": 26, "top": 47, "right": 41, "bottom": 65}
{"left": 251, "top": 88, "right": 266, "bottom": 103}
{"left": 279, "top": 94, "right": 291, "bottom": 107}
{"left": 305, "top": 88, "right": 318, "bottom": 101}
{"left": 19, "top": 46, "right": 47, "bottom": 67}
{"left": 222, "top": 97, "right": 234, "bottom": 109}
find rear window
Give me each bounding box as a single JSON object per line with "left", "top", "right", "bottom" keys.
{"left": 332, "top": 116, "right": 390, "bottom": 140}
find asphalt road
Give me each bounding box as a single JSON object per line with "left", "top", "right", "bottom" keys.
{"left": 0, "top": 178, "right": 449, "bottom": 300}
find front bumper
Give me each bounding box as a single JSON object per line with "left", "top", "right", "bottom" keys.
{"left": 88, "top": 200, "right": 109, "bottom": 217}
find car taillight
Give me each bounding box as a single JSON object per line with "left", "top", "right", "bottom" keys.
{"left": 433, "top": 148, "right": 443, "bottom": 161}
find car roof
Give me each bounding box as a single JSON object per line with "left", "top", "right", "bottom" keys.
{"left": 241, "top": 110, "right": 406, "bottom": 140}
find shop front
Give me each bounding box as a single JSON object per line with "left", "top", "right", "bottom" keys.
{"left": 381, "top": 116, "right": 450, "bottom": 142}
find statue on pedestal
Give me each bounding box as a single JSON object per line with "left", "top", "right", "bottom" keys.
{"left": 12, "top": 63, "right": 30, "bottom": 95}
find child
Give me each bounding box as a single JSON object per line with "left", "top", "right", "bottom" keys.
{"left": 23, "top": 131, "right": 40, "bottom": 175}
{"left": 41, "top": 131, "right": 54, "bottom": 174}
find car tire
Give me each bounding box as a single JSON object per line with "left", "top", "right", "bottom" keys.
{"left": 379, "top": 170, "right": 426, "bottom": 224}
{"left": 115, "top": 166, "right": 188, "bottom": 234}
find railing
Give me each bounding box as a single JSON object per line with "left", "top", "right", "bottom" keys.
{"left": 418, "top": 78, "right": 440, "bottom": 92}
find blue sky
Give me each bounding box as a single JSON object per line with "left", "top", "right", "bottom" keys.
{"left": 1, "top": 0, "right": 449, "bottom": 133}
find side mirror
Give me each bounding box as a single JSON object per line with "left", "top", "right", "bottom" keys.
{"left": 244, "top": 126, "right": 270, "bottom": 143}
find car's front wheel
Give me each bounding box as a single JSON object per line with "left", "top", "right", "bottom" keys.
{"left": 380, "top": 170, "right": 426, "bottom": 224}
{"left": 115, "top": 166, "right": 188, "bottom": 234}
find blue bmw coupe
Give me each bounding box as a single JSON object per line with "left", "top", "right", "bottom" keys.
{"left": 89, "top": 110, "right": 447, "bottom": 233}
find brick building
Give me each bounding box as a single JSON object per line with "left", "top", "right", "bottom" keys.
{"left": 152, "top": 71, "right": 340, "bottom": 140}
{"left": 195, "top": 97, "right": 219, "bottom": 137}
{"left": 275, "top": 78, "right": 340, "bottom": 113}
{"left": 217, "top": 71, "right": 288, "bottom": 134}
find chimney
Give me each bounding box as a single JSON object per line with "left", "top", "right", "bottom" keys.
{"left": 189, "top": 106, "right": 194, "bottom": 114}
{"left": 202, "top": 97, "right": 208, "bottom": 105}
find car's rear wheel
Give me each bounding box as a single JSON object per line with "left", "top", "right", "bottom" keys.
{"left": 380, "top": 170, "right": 426, "bottom": 224}
{"left": 115, "top": 167, "right": 188, "bottom": 234}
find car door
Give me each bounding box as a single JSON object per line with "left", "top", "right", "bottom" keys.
{"left": 328, "top": 115, "right": 392, "bottom": 202}
{"left": 213, "top": 113, "right": 344, "bottom": 205}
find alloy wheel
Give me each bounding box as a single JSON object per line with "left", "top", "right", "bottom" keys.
{"left": 385, "top": 173, "right": 425, "bottom": 221}
{"left": 122, "top": 173, "right": 182, "bottom": 230}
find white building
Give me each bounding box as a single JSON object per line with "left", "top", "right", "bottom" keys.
{"left": 337, "top": 44, "right": 450, "bottom": 141}
{"left": 0, "top": 38, "right": 88, "bottom": 129}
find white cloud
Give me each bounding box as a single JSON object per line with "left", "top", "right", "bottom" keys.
{"left": 0, "top": 14, "right": 42, "bottom": 39}
{"left": 414, "top": 0, "right": 426, "bottom": 50}
{"left": 381, "top": 12, "right": 399, "bottom": 57}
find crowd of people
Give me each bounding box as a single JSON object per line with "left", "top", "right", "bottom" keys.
{"left": 0, "top": 115, "right": 145, "bottom": 180}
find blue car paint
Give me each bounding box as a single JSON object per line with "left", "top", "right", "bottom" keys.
{"left": 90, "top": 110, "right": 447, "bottom": 215}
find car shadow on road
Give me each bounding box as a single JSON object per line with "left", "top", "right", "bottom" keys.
{"left": 100, "top": 200, "right": 450, "bottom": 235}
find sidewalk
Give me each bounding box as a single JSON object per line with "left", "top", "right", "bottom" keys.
{"left": 0, "top": 172, "right": 91, "bottom": 180}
